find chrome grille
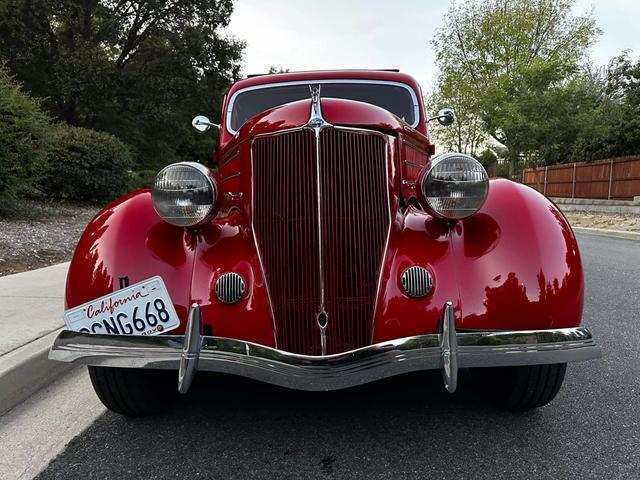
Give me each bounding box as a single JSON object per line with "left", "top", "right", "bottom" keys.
{"left": 252, "top": 127, "right": 389, "bottom": 355}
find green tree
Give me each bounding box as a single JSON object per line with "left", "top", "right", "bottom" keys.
{"left": 267, "top": 66, "right": 290, "bottom": 74}
{"left": 432, "top": 0, "right": 600, "bottom": 176}
{"left": 0, "top": 66, "right": 50, "bottom": 216}
{"left": 571, "top": 53, "right": 640, "bottom": 161}
{"left": 0, "top": 0, "right": 244, "bottom": 171}
{"left": 491, "top": 62, "right": 600, "bottom": 167}
{"left": 429, "top": 71, "right": 485, "bottom": 156}
{"left": 476, "top": 148, "right": 499, "bottom": 176}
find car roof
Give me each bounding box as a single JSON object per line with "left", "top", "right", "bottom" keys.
{"left": 228, "top": 69, "right": 423, "bottom": 96}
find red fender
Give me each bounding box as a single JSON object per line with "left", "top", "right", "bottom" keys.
{"left": 372, "top": 178, "right": 583, "bottom": 341}
{"left": 65, "top": 190, "right": 276, "bottom": 346}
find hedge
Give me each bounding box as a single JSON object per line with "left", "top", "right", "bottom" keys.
{"left": 0, "top": 67, "right": 50, "bottom": 216}
{"left": 41, "top": 125, "right": 132, "bottom": 203}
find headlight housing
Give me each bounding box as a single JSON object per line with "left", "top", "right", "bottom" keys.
{"left": 152, "top": 162, "right": 218, "bottom": 227}
{"left": 420, "top": 153, "right": 489, "bottom": 220}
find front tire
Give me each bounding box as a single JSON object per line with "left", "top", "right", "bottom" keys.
{"left": 88, "top": 366, "right": 178, "bottom": 417}
{"left": 472, "top": 363, "right": 567, "bottom": 411}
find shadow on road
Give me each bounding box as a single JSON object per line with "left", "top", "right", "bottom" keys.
{"left": 37, "top": 371, "right": 575, "bottom": 480}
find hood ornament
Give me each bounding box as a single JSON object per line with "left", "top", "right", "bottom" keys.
{"left": 307, "top": 85, "right": 329, "bottom": 131}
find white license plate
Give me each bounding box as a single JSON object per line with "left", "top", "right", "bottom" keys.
{"left": 63, "top": 276, "right": 180, "bottom": 336}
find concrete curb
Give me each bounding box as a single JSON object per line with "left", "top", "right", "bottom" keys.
{"left": 0, "top": 328, "right": 72, "bottom": 415}
{"left": 552, "top": 197, "right": 640, "bottom": 214}
{"left": 553, "top": 197, "right": 640, "bottom": 206}
{"left": 573, "top": 227, "right": 640, "bottom": 241}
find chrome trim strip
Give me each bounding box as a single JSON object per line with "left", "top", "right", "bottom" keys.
{"left": 402, "top": 139, "right": 429, "bottom": 156}
{"left": 404, "top": 160, "right": 425, "bottom": 168}
{"left": 310, "top": 86, "right": 330, "bottom": 341}
{"left": 221, "top": 172, "right": 240, "bottom": 182}
{"left": 219, "top": 149, "right": 240, "bottom": 169}
{"left": 50, "top": 326, "right": 601, "bottom": 393}
{"left": 226, "top": 79, "right": 421, "bottom": 134}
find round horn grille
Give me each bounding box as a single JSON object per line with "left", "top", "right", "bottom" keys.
{"left": 215, "top": 273, "right": 246, "bottom": 304}
{"left": 401, "top": 266, "right": 433, "bottom": 298}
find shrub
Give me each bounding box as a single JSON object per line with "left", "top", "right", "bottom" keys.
{"left": 476, "top": 148, "right": 498, "bottom": 176}
{"left": 41, "top": 125, "right": 132, "bottom": 203}
{"left": 128, "top": 169, "right": 157, "bottom": 191}
{"left": 0, "top": 66, "right": 50, "bottom": 217}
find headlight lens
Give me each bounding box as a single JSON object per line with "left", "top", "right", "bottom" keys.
{"left": 421, "top": 153, "right": 489, "bottom": 220}
{"left": 152, "top": 162, "right": 217, "bottom": 227}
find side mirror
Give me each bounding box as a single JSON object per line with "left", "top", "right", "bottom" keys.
{"left": 428, "top": 108, "right": 455, "bottom": 127}
{"left": 192, "top": 115, "right": 220, "bottom": 133}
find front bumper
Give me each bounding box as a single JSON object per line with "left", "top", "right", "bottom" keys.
{"left": 49, "top": 302, "right": 601, "bottom": 393}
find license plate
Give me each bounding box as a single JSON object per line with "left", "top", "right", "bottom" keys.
{"left": 63, "top": 276, "right": 180, "bottom": 336}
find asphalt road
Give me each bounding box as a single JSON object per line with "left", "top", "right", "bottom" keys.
{"left": 15, "top": 233, "right": 640, "bottom": 479}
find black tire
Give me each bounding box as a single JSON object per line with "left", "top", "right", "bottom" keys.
{"left": 88, "top": 366, "right": 178, "bottom": 417}
{"left": 471, "top": 363, "right": 567, "bottom": 411}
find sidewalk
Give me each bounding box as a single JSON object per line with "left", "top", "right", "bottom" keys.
{"left": 0, "top": 263, "right": 72, "bottom": 414}
{"left": 573, "top": 226, "right": 640, "bottom": 241}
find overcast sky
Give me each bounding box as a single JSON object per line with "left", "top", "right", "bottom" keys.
{"left": 225, "top": 0, "right": 639, "bottom": 97}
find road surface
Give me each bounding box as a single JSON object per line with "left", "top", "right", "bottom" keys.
{"left": 1, "top": 232, "right": 638, "bottom": 479}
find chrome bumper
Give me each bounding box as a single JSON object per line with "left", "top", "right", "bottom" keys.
{"left": 49, "top": 302, "right": 601, "bottom": 394}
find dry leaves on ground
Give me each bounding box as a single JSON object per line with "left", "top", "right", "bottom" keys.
{"left": 0, "top": 203, "right": 99, "bottom": 276}
{"left": 563, "top": 211, "right": 640, "bottom": 233}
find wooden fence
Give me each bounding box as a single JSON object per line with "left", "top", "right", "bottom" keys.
{"left": 522, "top": 156, "right": 640, "bottom": 200}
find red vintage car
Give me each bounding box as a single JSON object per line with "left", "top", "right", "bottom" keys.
{"left": 50, "top": 69, "right": 601, "bottom": 416}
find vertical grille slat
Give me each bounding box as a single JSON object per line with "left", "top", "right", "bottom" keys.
{"left": 253, "top": 128, "right": 389, "bottom": 355}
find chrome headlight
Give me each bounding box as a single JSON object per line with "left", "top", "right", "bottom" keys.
{"left": 420, "top": 153, "right": 489, "bottom": 220}
{"left": 152, "top": 162, "right": 217, "bottom": 227}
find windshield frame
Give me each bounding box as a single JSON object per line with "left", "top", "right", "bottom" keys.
{"left": 225, "top": 79, "right": 421, "bottom": 135}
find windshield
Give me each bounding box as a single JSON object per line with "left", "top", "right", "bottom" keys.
{"left": 228, "top": 82, "right": 417, "bottom": 132}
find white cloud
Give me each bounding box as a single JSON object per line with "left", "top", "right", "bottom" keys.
{"left": 574, "top": 0, "right": 640, "bottom": 65}
{"left": 226, "top": 0, "right": 638, "bottom": 99}
{"left": 226, "top": 0, "right": 448, "bottom": 94}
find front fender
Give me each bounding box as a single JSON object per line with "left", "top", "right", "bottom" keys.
{"left": 372, "top": 179, "right": 583, "bottom": 341}
{"left": 454, "top": 179, "right": 583, "bottom": 330}
{"left": 66, "top": 190, "right": 276, "bottom": 346}
{"left": 66, "top": 191, "right": 196, "bottom": 326}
